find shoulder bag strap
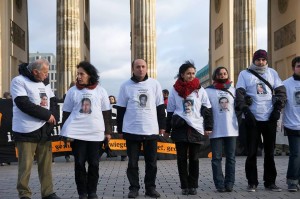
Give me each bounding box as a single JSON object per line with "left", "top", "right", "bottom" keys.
{"left": 247, "top": 69, "right": 274, "bottom": 93}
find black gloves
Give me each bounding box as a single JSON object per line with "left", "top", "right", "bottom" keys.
{"left": 269, "top": 109, "right": 281, "bottom": 121}
{"left": 243, "top": 107, "right": 256, "bottom": 127}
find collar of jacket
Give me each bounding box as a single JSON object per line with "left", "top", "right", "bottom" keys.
{"left": 293, "top": 73, "right": 300, "bottom": 81}
{"left": 131, "top": 73, "right": 149, "bottom": 83}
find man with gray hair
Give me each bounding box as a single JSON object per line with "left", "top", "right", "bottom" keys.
{"left": 10, "top": 59, "right": 60, "bottom": 199}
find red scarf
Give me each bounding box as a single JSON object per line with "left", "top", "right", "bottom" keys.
{"left": 173, "top": 78, "right": 200, "bottom": 99}
{"left": 212, "top": 79, "right": 232, "bottom": 89}
{"left": 76, "top": 82, "right": 98, "bottom": 90}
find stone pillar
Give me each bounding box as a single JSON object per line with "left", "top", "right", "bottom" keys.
{"left": 233, "top": 0, "right": 256, "bottom": 82}
{"left": 56, "top": 0, "right": 81, "bottom": 98}
{"left": 130, "top": 0, "right": 157, "bottom": 78}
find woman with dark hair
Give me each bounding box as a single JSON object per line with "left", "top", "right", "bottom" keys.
{"left": 206, "top": 66, "right": 239, "bottom": 192}
{"left": 60, "top": 61, "right": 112, "bottom": 199}
{"left": 165, "top": 60, "right": 213, "bottom": 195}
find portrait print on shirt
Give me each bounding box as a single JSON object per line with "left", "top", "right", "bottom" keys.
{"left": 182, "top": 99, "right": 194, "bottom": 116}
{"left": 39, "top": 93, "right": 48, "bottom": 108}
{"left": 138, "top": 93, "right": 148, "bottom": 108}
{"left": 256, "top": 82, "right": 267, "bottom": 95}
{"left": 79, "top": 98, "right": 92, "bottom": 114}
{"left": 219, "top": 96, "right": 229, "bottom": 112}
{"left": 294, "top": 90, "right": 300, "bottom": 105}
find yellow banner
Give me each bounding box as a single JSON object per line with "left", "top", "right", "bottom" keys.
{"left": 52, "top": 141, "right": 72, "bottom": 152}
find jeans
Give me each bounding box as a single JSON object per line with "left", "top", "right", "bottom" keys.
{"left": 286, "top": 135, "right": 300, "bottom": 185}
{"left": 210, "top": 137, "right": 236, "bottom": 189}
{"left": 71, "top": 140, "right": 102, "bottom": 195}
{"left": 245, "top": 120, "right": 277, "bottom": 187}
{"left": 175, "top": 142, "right": 201, "bottom": 189}
{"left": 126, "top": 139, "right": 157, "bottom": 191}
{"left": 16, "top": 141, "right": 54, "bottom": 198}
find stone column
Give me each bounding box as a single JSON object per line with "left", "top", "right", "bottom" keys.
{"left": 56, "top": 0, "right": 80, "bottom": 98}
{"left": 233, "top": 0, "right": 256, "bottom": 82}
{"left": 130, "top": 0, "right": 157, "bottom": 78}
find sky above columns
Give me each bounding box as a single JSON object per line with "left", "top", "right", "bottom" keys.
{"left": 28, "top": 0, "right": 267, "bottom": 97}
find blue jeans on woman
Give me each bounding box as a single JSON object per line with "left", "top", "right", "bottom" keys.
{"left": 287, "top": 135, "right": 300, "bottom": 185}
{"left": 210, "top": 137, "right": 236, "bottom": 190}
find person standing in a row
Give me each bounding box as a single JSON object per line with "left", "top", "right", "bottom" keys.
{"left": 165, "top": 61, "right": 213, "bottom": 195}
{"left": 235, "top": 49, "right": 287, "bottom": 192}
{"left": 60, "top": 61, "right": 112, "bottom": 199}
{"left": 282, "top": 56, "right": 300, "bottom": 192}
{"left": 11, "top": 59, "right": 61, "bottom": 199}
{"left": 206, "top": 66, "right": 238, "bottom": 192}
{"left": 117, "top": 59, "right": 165, "bottom": 198}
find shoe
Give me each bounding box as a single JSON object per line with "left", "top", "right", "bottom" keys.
{"left": 20, "top": 197, "right": 31, "bottom": 199}
{"left": 288, "top": 184, "right": 298, "bottom": 192}
{"left": 247, "top": 184, "right": 256, "bottom": 192}
{"left": 79, "top": 194, "right": 88, "bottom": 199}
{"left": 145, "top": 189, "right": 161, "bottom": 198}
{"left": 42, "top": 193, "right": 61, "bottom": 199}
{"left": 188, "top": 188, "right": 197, "bottom": 195}
{"left": 217, "top": 188, "right": 226, "bottom": 192}
{"left": 121, "top": 156, "right": 127, "bottom": 161}
{"left": 88, "top": 193, "right": 98, "bottom": 199}
{"left": 265, "top": 184, "right": 282, "bottom": 192}
{"left": 65, "top": 156, "right": 70, "bottom": 162}
{"left": 225, "top": 186, "right": 233, "bottom": 192}
{"left": 181, "top": 188, "right": 189, "bottom": 195}
{"left": 128, "top": 190, "right": 139, "bottom": 198}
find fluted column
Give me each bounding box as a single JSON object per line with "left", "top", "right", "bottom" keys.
{"left": 130, "top": 0, "right": 156, "bottom": 78}
{"left": 56, "top": 0, "right": 80, "bottom": 98}
{"left": 233, "top": 0, "right": 256, "bottom": 82}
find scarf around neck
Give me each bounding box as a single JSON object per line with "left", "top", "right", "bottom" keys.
{"left": 173, "top": 78, "right": 200, "bottom": 99}
{"left": 293, "top": 73, "right": 300, "bottom": 81}
{"left": 212, "top": 79, "right": 232, "bottom": 89}
{"left": 76, "top": 82, "right": 98, "bottom": 90}
{"left": 249, "top": 63, "right": 268, "bottom": 75}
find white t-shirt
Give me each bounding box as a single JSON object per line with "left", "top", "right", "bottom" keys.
{"left": 236, "top": 68, "right": 283, "bottom": 121}
{"left": 205, "top": 87, "right": 239, "bottom": 138}
{"left": 10, "top": 75, "right": 53, "bottom": 133}
{"left": 282, "top": 77, "right": 300, "bottom": 130}
{"left": 60, "top": 85, "right": 110, "bottom": 141}
{"left": 117, "top": 78, "right": 164, "bottom": 135}
{"left": 167, "top": 86, "right": 211, "bottom": 135}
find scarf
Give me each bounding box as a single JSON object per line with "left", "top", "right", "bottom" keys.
{"left": 173, "top": 78, "right": 200, "bottom": 99}
{"left": 212, "top": 79, "right": 232, "bottom": 89}
{"left": 76, "top": 81, "right": 98, "bottom": 90}
{"left": 293, "top": 73, "right": 300, "bottom": 81}
{"left": 249, "top": 63, "right": 268, "bottom": 75}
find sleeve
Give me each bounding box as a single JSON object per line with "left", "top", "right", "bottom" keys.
{"left": 50, "top": 96, "right": 60, "bottom": 121}
{"left": 235, "top": 71, "right": 246, "bottom": 90}
{"left": 155, "top": 81, "right": 164, "bottom": 106}
{"left": 156, "top": 104, "right": 166, "bottom": 130}
{"left": 117, "top": 83, "right": 128, "bottom": 108}
{"left": 62, "top": 89, "right": 74, "bottom": 112}
{"left": 166, "top": 111, "right": 174, "bottom": 133}
{"left": 273, "top": 85, "right": 287, "bottom": 111}
{"left": 117, "top": 106, "right": 126, "bottom": 134}
{"left": 200, "top": 89, "right": 213, "bottom": 131}
{"left": 102, "top": 110, "right": 112, "bottom": 135}
{"left": 101, "top": 88, "right": 111, "bottom": 111}
{"left": 166, "top": 88, "right": 176, "bottom": 112}
{"left": 10, "top": 77, "right": 28, "bottom": 98}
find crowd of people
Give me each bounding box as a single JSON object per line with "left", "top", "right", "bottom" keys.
{"left": 4, "top": 49, "right": 300, "bottom": 199}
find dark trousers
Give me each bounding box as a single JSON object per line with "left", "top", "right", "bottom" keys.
{"left": 175, "top": 142, "right": 200, "bottom": 189}
{"left": 71, "top": 140, "right": 102, "bottom": 195}
{"left": 126, "top": 139, "right": 157, "bottom": 191}
{"left": 245, "top": 120, "right": 277, "bottom": 187}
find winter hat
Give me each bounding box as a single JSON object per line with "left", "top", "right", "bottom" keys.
{"left": 253, "top": 49, "right": 268, "bottom": 63}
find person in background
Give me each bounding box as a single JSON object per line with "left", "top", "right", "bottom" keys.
{"left": 206, "top": 66, "right": 238, "bottom": 192}
{"left": 60, "top": 61, "right": 112, "bottom": 199}
{"left": 162, "top": 89, "right": 169, "bottom": 108}
{"left": 165, "top": 61, "right": 213, "bottom": 195}
{"left": 282, "top": 56, "right": 300, "bottom": 192}
{"left": 109, "top": 95, "right": 127, "bottom": 161}
{"left": 10, "top": 59, "right": 60, "bottom": 199}
{"left": 235, "top": 49, "right": 287, "bottom": 192}
{"left": 117, "top": 59, "right": 165, "bottom": 198}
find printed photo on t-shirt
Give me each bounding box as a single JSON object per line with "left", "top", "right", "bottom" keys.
{"left": 138, "top": 93, "right": 148, "bottom": 108}
{"left": 182, "top": 99, "right": 194, "bottom": 116}
{"left": 219, "top": 96, "right": 229, "bottom": 112}
{"left": 39, "top": 93, "right": 48, "bottom": 108}
{"left": 256, "top": 83, "right": 267, "bottom": 95}
{"left": 79, "top": 98, "right": 92, "bottom": 114}
{"left": 294, "top": 91, "right": 300, "bottom": 106}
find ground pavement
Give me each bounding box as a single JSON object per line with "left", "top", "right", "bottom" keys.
{"left": 0, "top": 156, "right": 299, "bottom": 199}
